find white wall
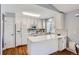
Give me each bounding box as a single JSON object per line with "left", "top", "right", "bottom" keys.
{"left": 0, "top": 4, "right": 1, "bottom": 54}
{"left": 65, "top": 10, "right": 79, "bottom": 43}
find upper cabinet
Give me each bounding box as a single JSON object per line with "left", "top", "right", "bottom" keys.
{"left": 37, "top": 19, "right": 42, "bottom": 29}
{"left": 42, "top": 19, "right": 46, "bottom": 29}
{"left": 55, "top": 13, "right": 64, "bottom": 30}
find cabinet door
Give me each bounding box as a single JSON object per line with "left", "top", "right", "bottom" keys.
{"left": 42, "top": 19, "right": 46, "bottom": 29}
{"left": 55, "top": 13, "right": 64, "bottom": 29}
{"left": 4, "top": 16, "right": 15, "bottom": 49}
{"left": 22, "top": 24, "right": 27, "bottom": 45}
{"left": 30, "top": 39, "right": 58, "bottom": 55}
{"left": 16, "top": 23, "right": 22, "bottom": 46}
{"left": 37, "top": 19, "right": 42, "bottom": 29}
{"left": 52, "top": 39, "right": 58, "bottom": 53}
{"left": 16, "top": 16, "right": 28, "bottom": 46}
{"left": 62, "top": 37, "right": 66, "bottom": 50}
{"left": 58, "top": 37, "right": 66, "bottom": 51}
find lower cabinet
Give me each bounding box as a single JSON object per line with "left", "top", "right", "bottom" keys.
{"left": 28, "top": 38, "right": 58, "bottom": 55}
{"left": 58, "top": 37, "right": 67, "bottom": 51}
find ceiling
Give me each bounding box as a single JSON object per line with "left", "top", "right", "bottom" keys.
{"left": 53, "top": 4, "right": 79, "bottom": 13}
{"left": 1, "top": 4, "right": 57, "bottom": 19}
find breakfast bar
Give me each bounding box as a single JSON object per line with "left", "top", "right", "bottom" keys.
{"left": 27, "top": 34, "right": 58, "bottom": 55}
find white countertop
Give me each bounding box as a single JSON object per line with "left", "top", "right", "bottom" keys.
{"left": 28, "top": 34, "right": 55, "bottom": 42}
{"left": 28, "top": 34, "right": 67, "bottom": 42}
{"left": 56, "top": 35, "right": 67, "bottom": 38}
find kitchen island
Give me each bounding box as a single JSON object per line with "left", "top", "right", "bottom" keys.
{"left": 27, "top": 34, "right": 59, "bottom": 55}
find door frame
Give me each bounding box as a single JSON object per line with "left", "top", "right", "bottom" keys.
{"left": 2, "top": 12, "right": 16, "bottom": 50}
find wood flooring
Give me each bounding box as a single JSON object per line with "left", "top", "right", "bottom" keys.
{"left": 3, "top": 45, "right": 76, "bottom": 55}
{"left": 3, "top": 45, "right": 28, "bottom": 55}
{"left": 50, "top": 49, "right": 76, "bottom": 55}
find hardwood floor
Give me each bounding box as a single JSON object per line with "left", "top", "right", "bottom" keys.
{"left": 3, "top": 45, "right": 28, "bottom": 55}
{"left": 50, "top": 49, "right": 76, "bottom": 55}
{"left": 3, "top": 45, "right": 77, "bottom": 55}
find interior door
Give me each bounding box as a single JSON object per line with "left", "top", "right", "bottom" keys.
{"left": 4, "top": 15, "right": 15, "bottom": 49}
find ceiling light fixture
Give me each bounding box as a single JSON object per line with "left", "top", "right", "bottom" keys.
{"left": 22, "top": 11, "right": 40, "bottom": 17}
{"left": 75, "top": 14, "right": 79, "bottom": 17}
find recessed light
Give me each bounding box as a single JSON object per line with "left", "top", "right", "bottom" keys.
{"left": 22, "top": 11, "right": 40, "bottom": 17}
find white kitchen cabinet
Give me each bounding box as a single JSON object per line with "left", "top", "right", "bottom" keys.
{"left": 58, "top": 37, "right": 67, "bottom": 51}
{"left": 27, "top": 35, "right": 58, "bottom": 55}
{"left": 15, "top": 15, "right": 28, "bottom": 46}
{"left": 30, "top": 39, "right": 58, "bottom": 55}
{"left": 16, "top": 21, "right": 28, "bottom": 46}
{"left": 16, "top": 23, "right": 22, "bottom": 46}
{"left": 42, "top": 19, "right": 46, "bottom": 29}
{"left": 55, "top": 13, "right": 64, "bottom": 29}
{"left": 22, "top": 24, "right": 27, "bottom": 45}
{"left": 37, "top": 19, "right": 42, "bottom": 29}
